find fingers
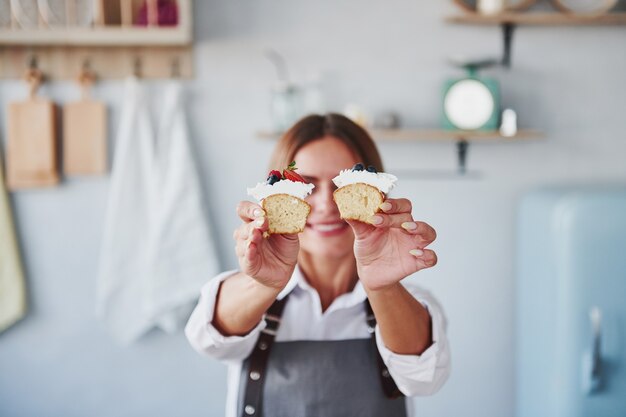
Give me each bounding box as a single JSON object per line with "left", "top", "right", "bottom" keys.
{"left": 370, "top": 212, "right": 414, "bottom": 229}
{"left": 379, "top": 198, "right": 412, "bottom": 215}
{"left": 235, "top": 226, "right": 265, "bottom": 275}
{"left": 405, "top": 221, "right": 437, "bottom": 245}
{"left": 345, "top": 218, "right": 371, "bottom": 237}
{"left": 375, "top": 198, "right": 435, "bottom": 238}
{"left": 236, "top": 200, "right": 265, "bottom": 222}
{"left": 409, "top": 248, "right": 438, "bottom": 271}
{"left": 233, "top": 215, "right": 268, "bottom": 266}
{"left": 370, "top": 213, "right": 436, "bottom": 241}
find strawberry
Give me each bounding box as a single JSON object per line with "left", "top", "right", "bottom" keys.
{"left": 282, "top": 161, "right": 306, "bottom": 183}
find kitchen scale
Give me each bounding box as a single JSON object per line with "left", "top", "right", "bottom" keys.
{"left": 442, "top": 58, "right": 502, "bottom": 175}
{"left": 442, "top": 58, "right": 501, "bottom": 132}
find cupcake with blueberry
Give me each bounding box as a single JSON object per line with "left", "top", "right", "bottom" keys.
{"left": 332, "top": 163, "right": 397, "bottom": 224}
{"left": 247, "top": 161, "right": 315, "bottom": 235}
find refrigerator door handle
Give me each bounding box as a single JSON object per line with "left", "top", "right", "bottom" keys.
{"left": 581, "top": 306, "right": 602, "bottom": 395}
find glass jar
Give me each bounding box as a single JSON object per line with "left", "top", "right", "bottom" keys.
{"left": 271, "top": 82, "right": 301, "bottom": 133}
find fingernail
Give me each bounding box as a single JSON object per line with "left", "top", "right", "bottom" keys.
{"left": 409, "top": 249, "right": 424, "bottom": 257}
{"left": 371, "top": 215, "right": 383, "bottom": 225}
{"left": 380, "top": 202, "right": 392, "bottom": 212}
{"left": 247, "top": 240, "right": 252, "bottom": 248}
{"left": 401, "top": 222, "right": 418, "bottom": 231}
{"left": 255, "top": 217, "right": 265, "bottom": 227}
{"left": 253, "top": 209, "right": 264, "bottom": 217}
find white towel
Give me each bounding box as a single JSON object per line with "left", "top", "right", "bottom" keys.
{"left": 0, "top": 147, "right": 27, "bottom": 333}
{"left": 96, "top": 79, "right": 218, "bottom": 344}
{"left": 145, "top": 82, "right": 220, "bottom": 332}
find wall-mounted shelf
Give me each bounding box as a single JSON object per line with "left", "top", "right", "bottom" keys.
{"left": 446, "top": 11, "right": 626, "bottom": 67}
{"left": 446, "top": 11, "right": 626, "bottom": 26}
{"left": 0, "top": 0, "right": 193, "bottom": 79}
{"left": 258, "top": 128, "right": 542, "bottom": 142}
{"left": 0, "top": 26, "right": 191, "bottom": 46}
{"left": 258, "top": 128, "right": 543, "bottom": 174}
{"left": 364, "top": 128, "right": 541, "bottom": 142}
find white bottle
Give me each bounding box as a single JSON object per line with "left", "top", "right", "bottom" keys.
{"left": 477, "top": 0, "right": 508, "bottom": 15}
{"left": 500, "top": 108, "right": 517, "bottom": 137}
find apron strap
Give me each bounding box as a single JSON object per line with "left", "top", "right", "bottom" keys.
{"left": 365, "top": 300, "right": 405, "bottom": 399}
{"left": 240, "top": 296, "right": 288, "bottom": 416}
{"left": 240, "top": 294, "right": 404, "bottom": 416}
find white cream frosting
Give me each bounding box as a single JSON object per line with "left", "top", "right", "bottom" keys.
{"left": 247, "top": 179, "right": 315, "bottom": 201}
{"left": 332, "top": 169, "right": 397, "bottom": 194}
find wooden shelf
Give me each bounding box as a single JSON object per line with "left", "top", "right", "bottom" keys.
{"left": 446, "top": 12, "right": 626, "bottom": 26}
{"left": 0, "top": 0, "right": 193, "bottom": 79}
{"left": 258, "top": 129, "right": 543, "bottom": 142}
{"left": 0, "top": 0, "right": 192, "bottom": 47}
{"left": 0, "top": 26, "right": 191, "bottom": 46}
{"left": 258, "top": 128, "right": 542, "bottom": 175}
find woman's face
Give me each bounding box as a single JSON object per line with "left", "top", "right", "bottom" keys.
{"left": 294, "top": 136, "right": 360, "bottom": 259}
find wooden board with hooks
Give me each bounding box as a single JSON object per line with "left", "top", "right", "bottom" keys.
{"left": 0, "top": 46, "right": 193, "bottom": 79}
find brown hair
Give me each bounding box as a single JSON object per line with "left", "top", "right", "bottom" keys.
{"left": 269, "top": 113, "right": 384, "bottom": 172}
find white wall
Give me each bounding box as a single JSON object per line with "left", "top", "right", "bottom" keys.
{"left": 1, "top": 1, "right": 625, "bottom": 416}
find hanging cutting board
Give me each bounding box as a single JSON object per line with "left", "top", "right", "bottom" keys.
{"left": 63, "top": 100, "right": 107, "bottom": 175}
{"left": 6, "top": 69, "right": 59, "bottom": 190}
{"left": 63, "top": 70, "right": 108, "bottom": 176}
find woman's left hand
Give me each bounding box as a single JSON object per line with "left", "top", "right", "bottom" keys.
{"left": 347, "top": 198, "right": 438, "bottom": 291}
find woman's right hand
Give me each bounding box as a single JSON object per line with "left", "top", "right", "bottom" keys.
{"left": 234, "top": 201, "right": 300, "bottom": 290}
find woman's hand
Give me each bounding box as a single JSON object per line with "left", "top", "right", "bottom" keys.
{"left": 347, "top": 198, "right": 438, "bottom": 291}
{"left": 233, "top": 201, "right": 299, "bottom": 290}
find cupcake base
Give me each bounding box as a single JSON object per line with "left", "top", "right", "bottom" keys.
{"left": 262, "top": 193, "right": 311, "bottom": 234}
{"left": 333, "top": 183, "right": 384, "bottom": 224}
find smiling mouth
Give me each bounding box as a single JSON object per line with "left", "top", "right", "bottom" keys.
{"left": 306, "top": 221, "right": 349, "bottom": 235}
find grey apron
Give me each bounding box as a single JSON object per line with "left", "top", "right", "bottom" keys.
{"left": 237, "top": 296, "right": 407, "bottom": 417}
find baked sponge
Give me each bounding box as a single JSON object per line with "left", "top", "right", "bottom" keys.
{"left": 333, "top": 183, "right": 384, "bottom": 224}
{"left": 262, "top": 193, "right": 311, "bottom": 234}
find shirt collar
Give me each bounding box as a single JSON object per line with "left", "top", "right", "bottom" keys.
{"left": 277, "top": 264, "right": 368, "bottom": 311}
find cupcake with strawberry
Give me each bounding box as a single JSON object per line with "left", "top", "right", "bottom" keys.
{"left": 247, "top": 161, "right": 315, "bottom": 235}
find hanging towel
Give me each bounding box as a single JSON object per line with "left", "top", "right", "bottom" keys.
{"left": 0, "top": 147, "right": 27, "bottom": 333}
{"left": 144, "top": 81, "right": 219, "bottom": 333}
{"left": 96, "top": 78, "right": 157, "bottom": 343}
{"left": 96, "top": 78, "right": 219, "bottom": 344}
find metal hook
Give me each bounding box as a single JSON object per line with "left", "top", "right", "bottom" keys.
{"left": 82, "top": 58, "right": 92, "bottom": 72}
{"left": 171, "top": 56, "right": 181, "bottom": 79}
{"left": 133, "top": 56, "right": 142, "bottom": 78}
{"left": 78, "top": 58, "right": 96, "bottom": 95}
{"left": 456, "top": 139, "right": 469, "bottom": 175}
{"left": 29, "top": 55, "right": 38, "bottom": 70}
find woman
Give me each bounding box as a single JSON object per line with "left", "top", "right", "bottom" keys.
{"left": 185, "top": 114, "right": 450, "bottom": 417}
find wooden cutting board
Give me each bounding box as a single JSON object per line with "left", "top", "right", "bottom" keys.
{"left": 7, "top": 98, "right": 60, "bottom": 190}
{"left": 63, "top": 99, "right": 108, "bottom": 175}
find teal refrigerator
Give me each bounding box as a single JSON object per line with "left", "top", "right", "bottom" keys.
{"left": 516, "top": 185, "right": 626, "bottom": 417}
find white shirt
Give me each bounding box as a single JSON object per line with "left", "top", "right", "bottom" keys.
{"left": 185, "top": 267, "right": 451, "bottom": 417}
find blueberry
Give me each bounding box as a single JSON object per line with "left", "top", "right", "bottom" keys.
{"left": 366, "top": 165, "right": 377, "bottom": 173}
{"left": 267, "top": 174, "right": 280, "bottom": 185}
{"left": 352, "top": 163, "right": 365, "bottom": 171}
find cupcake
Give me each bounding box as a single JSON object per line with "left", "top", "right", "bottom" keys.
{"left": 247, "top": 161, "right": 315, "bottom": 235}
{"left": 332, "top": 163, "right": 397, "bottom": 224}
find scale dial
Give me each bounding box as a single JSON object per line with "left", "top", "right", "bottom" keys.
{"left": 444, "top": 79, "right": 495, "bottom": 130}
